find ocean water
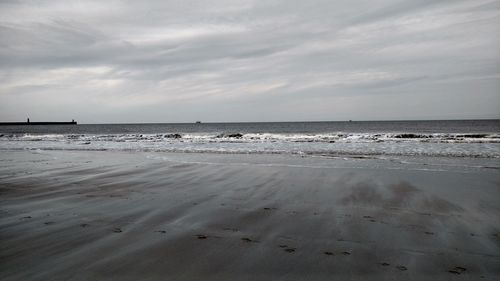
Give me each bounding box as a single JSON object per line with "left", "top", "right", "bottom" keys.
{"left": 1, "top": 120, "right": 499, "bottom": 158}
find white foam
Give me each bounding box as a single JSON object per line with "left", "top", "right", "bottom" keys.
{"left": 1, "top": 132, "right": 499, "bottom": 158}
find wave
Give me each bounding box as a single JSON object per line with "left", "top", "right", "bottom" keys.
{"left": 1, "top": 132, "right": 499, "bottom": 143}
{"left": 1, "top": 132, "right": 499, "bottom": 158}
{"left": 1, "top": 145, "right": 498, "bottom": 159}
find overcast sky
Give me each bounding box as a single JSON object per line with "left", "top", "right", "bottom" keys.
{"left": 0, "top": 0, "right": 499, "bottom": 123}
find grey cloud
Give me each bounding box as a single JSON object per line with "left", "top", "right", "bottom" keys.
{"left": 0, "top": 0, "right": 499, "bottom": 122}
{"left": 349, "top": 0, "right": 450, "bottom": 25}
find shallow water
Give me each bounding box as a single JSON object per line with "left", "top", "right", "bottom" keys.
{"left": 1, "top": 120, "right": 499, "bottom": 158}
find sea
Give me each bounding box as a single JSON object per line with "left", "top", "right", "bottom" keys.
{"left": 0, "top": 120, "right": 499, "bottom": 159}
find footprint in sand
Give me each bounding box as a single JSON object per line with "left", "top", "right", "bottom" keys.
{"left": 80, "top": 223, "right": 89, "bottom": 227}
{"left": 341, "top": 251, "right": 351, "bottom": 255}
{"left": 363, "top": 215, "right": 377, "bottom": 222}
{"left": 396, "top": 265, "right": 408, "bottom": 271}
{"left": 278, "top": 244, "right": 296, "bottom": 253}
{"left": 323, "top": 251, "right": 334, "bottom": 256}
{"left": 113, "top": 228, "right": 123, "bottom": 233}
{"left": 156, "top": 230, "right": 166, "bottom": 234}
{"left": 424, "top": 231, "right": 434, "bottom": 235}
{"left": 448, "top": 266, "right": 466, "bottom": 274}
{"left": 380, "top": 262, "right": 390, "bottom": 266}
{"left": 196, "top": 234, "right": 208, "bottom": 239}
{"left": 44, "top": 221, "right": 55, "bottom": 225}
{"left": 241, "top": 237, "right": 258, "bottom": 243}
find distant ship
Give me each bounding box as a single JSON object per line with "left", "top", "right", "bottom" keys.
{"left": 195, "top": 121, "right": 202, "bottom": 124}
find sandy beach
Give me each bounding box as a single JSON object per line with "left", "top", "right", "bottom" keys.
{"left": 0, "top": 150, "right": 499, "bottom": 280}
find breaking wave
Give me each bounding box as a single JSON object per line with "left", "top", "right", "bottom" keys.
{"left": 1, "top": 132, "right": 499, "bottom": 158}
{"left": 1, "top": 132, "right": 499, "bottom": 143}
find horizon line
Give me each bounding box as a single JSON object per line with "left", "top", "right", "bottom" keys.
{"left": 2, "top": 118, "right": 500, "bottom": 125}
{"left": 74, "top": 118, "right": 500, "bottom": 125}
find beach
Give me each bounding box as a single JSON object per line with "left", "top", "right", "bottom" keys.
{"left": 1, "top": 149, "right": 499, "bottom": 280}
{"left": 1, "top": 0, "right": 499, "bottom": 279}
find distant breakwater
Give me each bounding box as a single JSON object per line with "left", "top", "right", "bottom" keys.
{"left": 0, "top": 121, "right": 77, "bottom": 126}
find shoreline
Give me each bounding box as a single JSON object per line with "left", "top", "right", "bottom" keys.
{"left": 1, "top": 150, "right": 499, "bottom": 280}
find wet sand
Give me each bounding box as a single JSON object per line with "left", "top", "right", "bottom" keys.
{"left": 0, "top": 150, "right": 499, "bottom": 280}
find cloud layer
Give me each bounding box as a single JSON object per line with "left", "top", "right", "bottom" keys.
{"left": 1, "top": 0, "right": 499, "bottom": 122}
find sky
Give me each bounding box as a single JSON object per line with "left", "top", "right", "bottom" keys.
{"left": 0, "top": 0, "right": 499, "bottom": 123}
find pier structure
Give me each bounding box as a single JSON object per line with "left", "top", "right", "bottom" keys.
{"left": 0, "top": 119, "right": 77, "bottom": 126}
